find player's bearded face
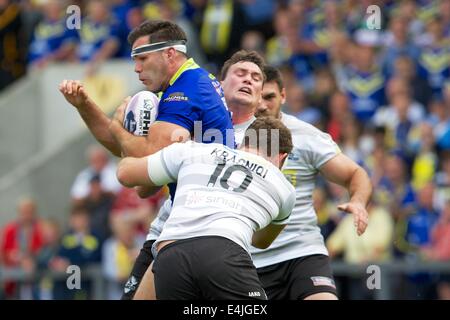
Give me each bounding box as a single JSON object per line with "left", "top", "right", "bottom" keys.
{"left": 256, "top": 82, "right": 283, "bottom": 119}
{"left": 132, "top": 38, "right": 167, "bottom": 92}
{"left": 141, "top": 52, "right": 167, "bottom": 92}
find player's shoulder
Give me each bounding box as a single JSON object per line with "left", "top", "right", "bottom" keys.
{"left": 163, "top": 67, "right": 213, "bottom": 102}
{"left": 281, "top": 113, "right": 322, "bottom": 135}
{"left": 281, "top": 112, "right": 336, "bottom": 145}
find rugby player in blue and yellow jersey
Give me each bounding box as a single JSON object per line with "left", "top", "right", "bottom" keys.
{"left": 59, "top": 20, "right": 234, "bottom": 299}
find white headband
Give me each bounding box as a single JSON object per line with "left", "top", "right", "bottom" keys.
{"left": 131, "top": 40, "right": 187, "bottom": 57}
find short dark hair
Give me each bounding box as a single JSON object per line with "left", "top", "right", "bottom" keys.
{"left": 128, "top": 20, "right": 187, "bottom": 46}
{"left": 219, "top": 50, "right": 266, "bottom": 81}
{"left": 263, "top": 65, "right": 284, "bottom": 92}
{"left": 243, "top": 116, "right": 293, "bottom": 156}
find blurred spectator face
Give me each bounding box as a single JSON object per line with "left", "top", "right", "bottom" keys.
{"left": 88, "top": 0, "right": 109, "bottom": 23}
{"left": 41, "top": 219, "right": 61, "bottom": 246}
{"left": 394, "top": 56, "right": 415, "bottom": 80}
{"left": 285, "top": 84, "right": 306, "bottom": 113}
{"left": 374, "top": 127, "right": 387, "bottom": 148}
{"left": 273, "top": 9, "right": 291, "bottom": 36}
{"left": 157, "top": 2, "right": 176, "bottom": 20}
{"left": 441, "top": 0, "right": 450, "bottom": 21}
{"left": 241, "top": 31, "right": 265, "bottom": 56}
{"left": 278, "top": 65, "right": 296, "bottom": 89}
{"left": 324, "top": 0, "right": 341, "bottom": 28}
{"left": 288, "top": 0, "right": 305, "bottom": 21}
{"left": 0, "top": 0, "right": 10, "bottom": 10}
{"left": 373, "top": 146, "right": 386, "bottom": 165}
{"left": 221, "top": 61, "right": 264, "bottom": 109}
{"left": 392, "top": 94, "right": 410, "bottom": 121}
{"left": 355, "top": 45, "right": 375, "bottom": 71}
{"left": 427, "top": 17, "right": 444, "bottom": 41}
{"left": 70, "top": 209, "right": 90, "bottom": 233}
{"left": 387, "top": 78, "right": 410, "bottom": 103}
{"left": 418, "top": 183, "right": 435, "bottom": 209}
{"left": 88, "top": 146, "right": 109, "bottom": 172}
{"left": 127, "top": 7, "right": 144, "bottom": 29}
{"left": 43, "top": 0, "right": 63, "bottom": 22}
{"left": 430, "top": 99, "right": 447, "bottom": 121}
{"left": 399, "top": 0, "right": 417, "bottom": 21}
{"left": 112, "top": 216, "right": 136, "bottom": 246}
{"left": 329, "top": 92, "right": 349, "bottom": 119}
{"left": 256, "top": 81, "right": 286, "bottom": 118}
{"left": 341, "top": 116, "right": 360, "bottom": 142}
{"left": 314, "top": 68, "right": 336, "bottom": 96}
{"left": 390, "top": 16, "right": 408, "bottom": 43}
{"left": 18, "top": 198, "right": 37, "bottom": 225}
{"left": 384, "top": 155, "right": 406, "bottom": 184}
{"left": 89, "top": 176, "right": 103, "bottom": 200}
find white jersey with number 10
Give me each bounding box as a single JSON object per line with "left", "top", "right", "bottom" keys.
{"left": 146, "top": 141, "right": 296, "bottom": 252}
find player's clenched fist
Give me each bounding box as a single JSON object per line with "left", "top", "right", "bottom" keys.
{"left": 59, "top": 80, "right": 90, "bottom": 109}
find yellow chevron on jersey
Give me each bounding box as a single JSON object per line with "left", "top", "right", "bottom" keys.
{"left": 169, "top": 58, "right": 200, "bottom": 86}
{"left": 417, "top": 0, "right": 438, "bottom": 22}
{"left": 419, "top": 50, "right": 449, "bottom": 73}
{"left": 80, "top": 23, "right": 111, "bottom": 43}
{"left": 36, "top": 22, "right": 65, "bottom": 39}
{"left": 348, "top": 72, "right": 384, "bottom": 97}
{"left": 283, "top": 169, "right": 298, "bottom": 187}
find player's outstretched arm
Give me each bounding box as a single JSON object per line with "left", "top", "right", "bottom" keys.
{"left": 320, "top": 153, "right": 372, "bottom": 236}
{"left": 252, "top": 224, "right": 286, "bottom": 249}
{"left": 59, "top": 80, "right": 121, "bottom": 156}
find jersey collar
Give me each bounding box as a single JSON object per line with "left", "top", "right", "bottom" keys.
{"left": 169, "top": 58, "right": 200, "bottom": 86}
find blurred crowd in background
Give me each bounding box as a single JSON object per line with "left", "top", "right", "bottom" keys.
{"left": 1, "top": 0, "right": 450, "bottom": 300}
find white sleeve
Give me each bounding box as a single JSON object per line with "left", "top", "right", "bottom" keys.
{"left": 272, "top": 183, "right": 296, "bottom": 225}
{"left": 309, "top": 131, "right": 341, "bottom": 169}
{"left": 146, "top": 142, "right": 188, "bottom": 186}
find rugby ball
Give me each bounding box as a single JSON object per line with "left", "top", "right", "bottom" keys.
{"left": 123, "top": 91, "right": 159, "bottom": 136}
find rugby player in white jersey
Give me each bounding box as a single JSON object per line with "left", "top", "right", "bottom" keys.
{"left": 116, "top": 117, "right": 296, "bottom": 299}
{"left": 251, "top": 65, "right": 372, "bottom": 300}
{"left": 132, "top": 50, "right": 268, "bottom": 299}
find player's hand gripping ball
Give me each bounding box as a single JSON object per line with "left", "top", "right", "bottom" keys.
{"left": 123, "top": 91, "right": 159, "bottom": 136}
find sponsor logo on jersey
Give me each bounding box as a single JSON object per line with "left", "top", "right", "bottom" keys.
{"left": 124, "top": 276, "right": 139, "bottom": 294}
{"left": 163, "top": 92, "right": 188, "bottom": 102}
{"left": 212, "top": 80, "right": 225, "bottom": 97}
{"left": 185, "top": 191, "right": 242, "bottom": 211}
{"left": 311, "top": 276, "right": 336, "bottom": 289}
{"left": 287, "top": 150, "right": 300, "bottom": 161}
{"left": 248, "top": 291, "right": 261, "bottom": 297}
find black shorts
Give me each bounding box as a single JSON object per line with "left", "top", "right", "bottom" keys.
{"left": 256, "top": 254, "right": 337, "bottom": 300}
{"left": 121, "top": 239, "right": 155, "bottom": 300}
{"left": 152, "top": 236, "right": 267, "bottom": 300}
